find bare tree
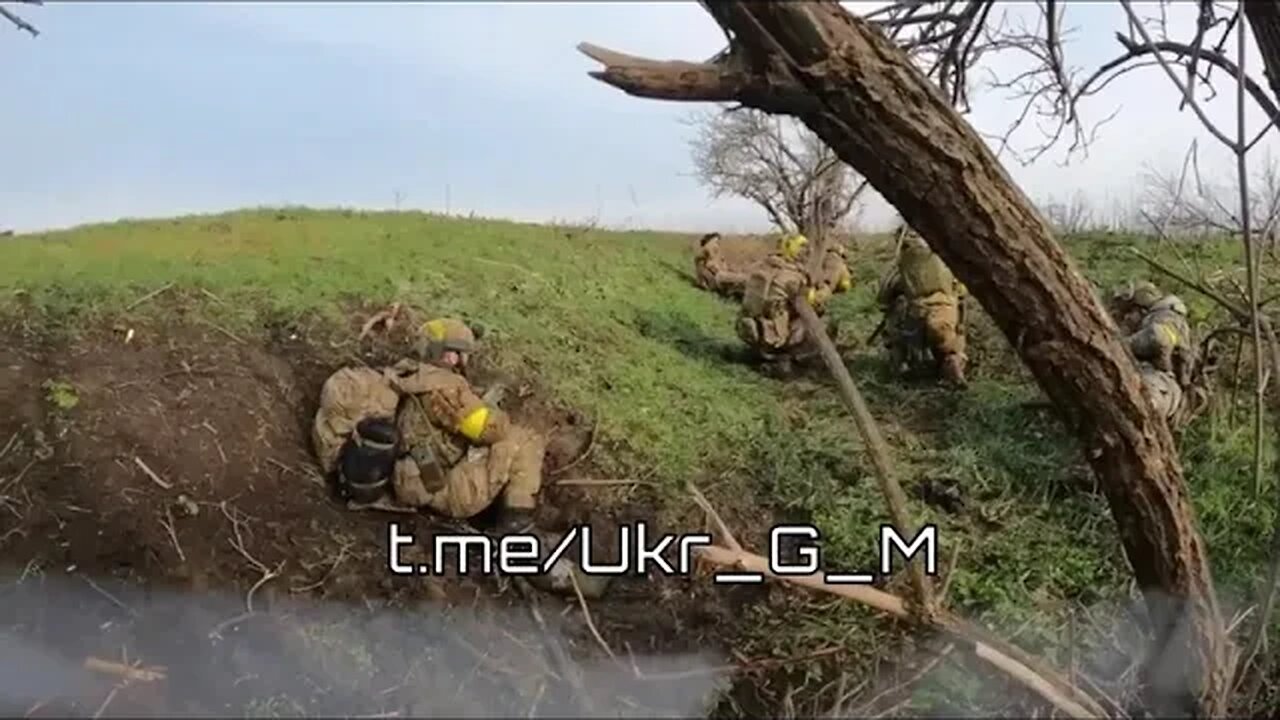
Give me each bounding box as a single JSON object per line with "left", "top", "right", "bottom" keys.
{"left": 1040, "top": 190, "right": 1097, "bottom": 234}
{"left": 2, "top": 0, "right": 40, "bottom": 37}
{"left": 688, "top": 108, "right": 866, "bottom": 239}
{"left": 1141, "top": 144, "right": 1280, "bottom": 244}
{"left": 573, "top": 0, "right": 1280, "bottom": 714}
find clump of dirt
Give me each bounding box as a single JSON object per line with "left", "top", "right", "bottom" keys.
{"left": 0, "top": 312, "right": 743, "bottom": 716}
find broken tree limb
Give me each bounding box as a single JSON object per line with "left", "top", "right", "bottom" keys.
{"left": 1, "top": 1, "right": 39, "bottom": 37}
{"left": 695, "top": 543, "right": 1105, "bottom": 718}
{"left": 582, "top": 3, "right": 1231, "bottom": 713}
{"left": 578, "top": 42, "right": 816, "bottom": 114}
{"left": 794, "top": 299, "right": 936, "bottom": 621}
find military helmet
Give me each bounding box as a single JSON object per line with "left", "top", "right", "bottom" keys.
{"left": 778, "top": 233, "right": 809, "bottom": 260}
{"left": 421, "top": 317, "right": 478, "bottom": 360}
{"left": 1151, "top": 294, "right": 1188, "bottom": 316}
{"left": 699, "top": 232, "right": 721, "bottom": 247}
{"left": 1113, "top": 280, "right": 1162, "bottom": 309}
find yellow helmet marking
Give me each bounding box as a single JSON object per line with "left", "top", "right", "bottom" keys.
{"left": 424, "top": 319, "right": 447, "bottom": 341}
{"left": 779, "top": 234, "right": 809, "bottom": 260}
{"left": 1157, "top": 323, "right": 1181, "bottom": 347}
{"left": 457, "top": 406, "right": 490, "bottom": 442}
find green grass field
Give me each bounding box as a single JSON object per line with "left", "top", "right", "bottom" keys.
{"left": 2, "top": 207, "right": 1274, "bottom": 709}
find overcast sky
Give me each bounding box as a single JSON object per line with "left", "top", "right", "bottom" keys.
{"left": 1, "top": 1, "right": 1275, "bottom": 234}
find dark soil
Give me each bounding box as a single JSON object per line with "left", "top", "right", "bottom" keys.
{"left": 0, "top": 312, "right": 752, "bottom": 717}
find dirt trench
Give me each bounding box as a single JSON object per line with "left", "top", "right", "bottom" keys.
{"left": 0, "top": 314, "right": 749, "bottom": 717}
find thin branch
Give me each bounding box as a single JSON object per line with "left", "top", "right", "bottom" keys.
{"left": 1077, "top": 35, "right": 1280, "bottom": 131}
{"left": 1116, "top": 0, "right": 1237, "bottom": 150}
{"left": 1, "top": 1, "right": 39, "bottom": 37}
{"left": 1130, "top": 248, "right": 1248, "bottom": 322}
{"left": 1232, "top": 13, "right": 1267, "bottom": 502}
{"left": 793, "top": 300, "right": 937, "bottom": 620}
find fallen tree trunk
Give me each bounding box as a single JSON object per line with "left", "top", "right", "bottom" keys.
{"left": 581, "top": 2, "right": 1230, "bottom": 714}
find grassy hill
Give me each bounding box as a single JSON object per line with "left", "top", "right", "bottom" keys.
{"left": 0, "top": 207, "right": 1273, "bottom": 714}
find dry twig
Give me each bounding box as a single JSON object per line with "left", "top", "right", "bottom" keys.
{"left": 125, "top": 282, "right": 174, "bottom": 311}
{"left": 568, "top": 570, "right": 618, "bottom": 662}
{"left": 553, "top": 478, "right": 653, "bottom": 488}
{"left": 84, "top": 656, "right": 167, "bottom": 683}
{"left": 159, "top": 507, "right": 185, "bottom": 564}
{"left": 132, "top": 456, "right": 173, "bottom": 490}
{"left": 219, "top": 501, "right": 284, "bottom": 612}
{"left": 200, "top": 320, "right": 245, "bottom": 344}
{"left": 359, "top": 302, "right": 403, "bottom": 340}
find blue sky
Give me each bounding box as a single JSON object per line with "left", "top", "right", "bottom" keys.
{"left": 1, "top": 1, "right": 1275, "bottom": 234}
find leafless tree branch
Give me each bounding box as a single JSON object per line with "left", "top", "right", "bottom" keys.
{"left": 1, "top": 1, "right": 40, "bottom": 37}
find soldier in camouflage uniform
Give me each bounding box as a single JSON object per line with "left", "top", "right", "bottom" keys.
{"left": 694, "top": 232, "right": 748, "bottom": 299}
{"left": 813, "top": 243, "right": 853, "bottom": 301}
{"left": 312, "top": 317, "right": 609, "bottom": 597}
{"left": 1108, "top": 282, "right": 1197, "bottom": 424}
{"left": 876, "top": 225, "right": 968, "bottom": 387}
{"left": 736, "top": 233, "right": 825, "bottom": 374}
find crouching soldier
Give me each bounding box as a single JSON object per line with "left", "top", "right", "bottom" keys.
{"left": 816, "top": 243, "right": 853, "bottom": 303}
{"left": 1109, "top": 282, "right": 1199, "bottom": 425}
{"left": 384, "top": 318, "right": 544, "bottom": 534}
{"left": 736, "top": 233, "right": 825, "bottom": 376}
{"left": 877, "top": 225, "right": 968, "bottom": 387}
{"left": 311, "top": 318, "right": 607, "bottom": 597}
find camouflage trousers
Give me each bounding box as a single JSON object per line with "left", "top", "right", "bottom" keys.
{"left": 392, "top": 425, "right": 546, "bottom": 518}
{"left": 885, "top": 294, "right": 966, "bottom": 380}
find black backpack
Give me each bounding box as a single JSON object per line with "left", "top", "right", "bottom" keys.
{"left": 337, "top": 417, "right": 399, "bottom": 503}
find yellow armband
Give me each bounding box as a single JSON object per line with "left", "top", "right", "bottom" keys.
{"left": 1157, "top": 323, "right": 1182, "bottom": 347}
{"left": 457, "top": 406, "right": 490, "bottom": 442}
{"left": 806, "top": 287, "right": 817, "bottom": 306}
{"left": 838, "top": 273, "right": 852, "bottom": 292}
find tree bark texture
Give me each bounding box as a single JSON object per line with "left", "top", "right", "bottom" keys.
{"left": 583, "top": 2, "right": 1230, "bottom": 715}
{"left": 1245, "top": 1, "right": 1280, "bottom": 117}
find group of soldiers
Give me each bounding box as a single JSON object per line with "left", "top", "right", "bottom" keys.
{"left": 695, "top": 223, "right": 1203, "bottom": 419}
{"left": 305, "top": 222, "right": 1202, "bottom": 600}
{"left": 696, "top": 224, "right": 968, "bottom": 386}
